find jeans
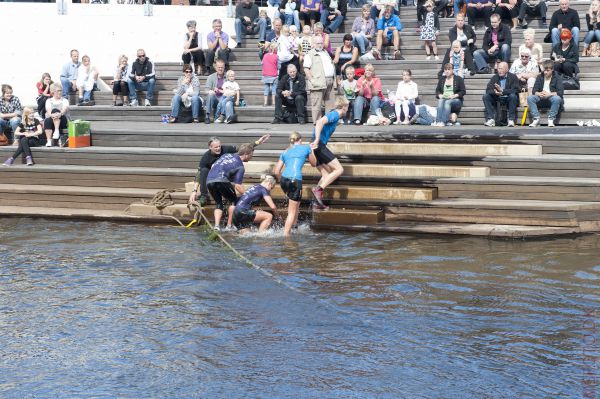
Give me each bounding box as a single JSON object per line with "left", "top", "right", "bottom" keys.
{"left": 171, "top": 94, "right": 203, "bottom": 119}
{"left": 60, "top": 77, "right": 75, "bottom": 99}
{"left": 320, "top": 10, "right": 344, "bottom": 34}
{"left": 268, "top": 0, "right": 281, "bottom": 6}
{"left": 584, "top": 30, "right": 600, "bottom": 46}
{"left": 215, "top": 95, "right": 235, "bottom": 119}
{"left": 128, "top": 77, "right": 156, "bottom": 101}
{"left": 527, "top": 95, "right": 562, "bottom": 120}
{"left": 235, "top": 18, "right": 267, "bottom": 43}
{"left": 353, "top": 95, "right": 382, "bottom": 121}
{"left": 483, "top": 93, "right": 518, "bottom": 121}
{"left": 283, "top": 11, "right": 301, "bottom": 31}
{"left": 552, "top": 26, "right": 579, "bottom": 46}
{"left": 473, "top": 44, "right": 511, "bottom": 70}
{"left": 416, "top": 106, "right": 435, "bottom": 125}
{"left": 352, "top": 34, "right": 370, "bottom": 55}
{"left": 0, "top": 117, "right": 21, "bottom": 144}
{"left": 82, "top": 90, "right": 92, "bottom": 102}
{"left": 436, "top": 98, "right": 462, "bottom": 123}
{"left": 518, "top": 1, "right": 547, "bottom": 21}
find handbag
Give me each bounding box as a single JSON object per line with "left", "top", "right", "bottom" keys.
{"left": 519, "top": 89, "right": 528, "bottom": 107}
{"left": 560, "top": 73, "right": 580, "bottom": 90}
{"left": 0, "top": 132, "right": 8, "bottom": 146}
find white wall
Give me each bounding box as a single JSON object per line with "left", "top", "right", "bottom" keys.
{"left": 0, "top": 2, "right": 237, "bottom": 104}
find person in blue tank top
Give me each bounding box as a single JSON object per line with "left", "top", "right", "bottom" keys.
{"left": 232, "top": 175, "right": 281, "bottom": 233}
{"left": 310, "top": 96, "right": 349, "bottom": 210}
{"left": 274, "top": 131, "right": 317, "bottom": 236}
{"left": 206, "top": 143, "right": 254, "bottom": 230}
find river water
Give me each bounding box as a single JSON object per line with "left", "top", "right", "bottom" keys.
{"left": 1, "top": 218, "right": 599, "bottom": 398}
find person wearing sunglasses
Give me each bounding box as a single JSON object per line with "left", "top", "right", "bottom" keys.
{"left": 169, "top": 66, "right": 202, "bottom": 123}
{"left": 509, "top": 48, "right": 539, "bottom": 95}
{"left": 127, "top": 49, "right": 156, "bottom": 107}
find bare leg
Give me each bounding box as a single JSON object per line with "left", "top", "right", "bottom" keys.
{"left": 254, "top": 210, "right": 273, "bottom": 232}
{"left": 226, "top": 205, "right": 235, "bottom": 228}
{"left": 317, "top": 158, "right": 344, "bottom": 190}
{"left": 284, "top": 199, "right": 300, "bottom": 236}
{"left": 214, "top": 208, "right": 223, "bottom": 228}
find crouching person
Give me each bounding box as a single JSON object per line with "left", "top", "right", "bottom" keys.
{"left": 232, "top": 174, "right": 281, "bottom": 234}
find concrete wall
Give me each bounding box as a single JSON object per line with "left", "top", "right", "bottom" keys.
{"left": 0, "top": 2, "right": 236, "bottom": 104}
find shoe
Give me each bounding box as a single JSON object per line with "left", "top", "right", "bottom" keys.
{"left": 235, "top": 43, "right": 242, "bottom": 49}
{"left": 224, "top": 116, "right": 233, "bottom": 124}
{"left": 312, "top": 202, "right": 329, "bottom": 211}
{"left": 2, "top": 157, "right": 14, "bottom": 166}
{"left": 144, "top": 99, "right": 151, "bottom": 106}
{"left": 78, "top": 97, "right": 84, "bottom": 105}
{"left": 204, "top": 116, "right": 211, "bottom": 124}
{"left": 87, "top": 100, "right": 95, "bottom": 106}
{"left": 311, "top": 186, "right": 325, "bottom": 207}
{"left": 45, "top": 141, "right": 52, "bottom": 147}
{"left": 409, "top": 113, "right": 419, "bottom": 124}
{"left": 52, "top": 130, "right": 60, "bottom": 139}
{"left": 519, "top": 21, "right": 528, "bottom": 29}
{"left": 484, "top": 119, "right": 495, "bottom": 127}
{"left": 215, "top": 115, "right": 225, "bottom": 123}
{"left": 130, "top": 99, "right": 139, "bottom": 106}
{"left": 539, "top": 20, "right": 548, "bottom": 28}
{"left": 426, "top": 55, "right": 431, "bottom": 60}
{"left": 479, "top": 67, "right": 492, "bottom": 74}
{"left": 168, "top": 116, "right": 177, "bottom": 123}
{"left": 213, "top": 226, "right": 221, "bottom": 232}
{"left": 507, "top": 120, "right": 515, "bottom": 127}
{"left": 198, "top": 195, "right": 207, "bottom": 206}
{"left": 25, "top": 156, "right": 34, "bottom": 166}
{"left": 393, "top": 120, "right": 399, "bottom": 125}
{"left": 394, "top": 50, "right": 404, "bottom": 60}
{"left": 193, "top": 118, "right": 200, "bottom": 123}
{"left": 454, "top": 121, "right": 461, "bottom": 126}
{"left": 223, "top": 225, "right": 236, "bottom": 232}
{"left": 372, "top": 48, "right": 382, "bottom": 60}
{"left": 298, "top": 118, "right": 306, "bottom": 125}
{"left": 445, "top": 122, "right": 453, "bottom": 126}
{"left": 203, "top": 69, "right": 210, "bottom": 76}
{"left": 271, "top": 118, "right": 282, "bottom": 124}
{"left": 529, "top": 118, "right": 540, "bottom": 127}
{"left": 434, "top": 55, "right": 439, "bottom": 61}
{"left": 547, "top": 119, "right": 555, "bottom": 127}
{"left": 353, "top": 119, "right": 361, "bottom": 125}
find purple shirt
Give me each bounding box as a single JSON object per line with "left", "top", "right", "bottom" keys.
{"left": 236, "top": 184, "right": 270, "bottom": 210}
{"left": 207, "top": 30, "right": 229, "bottom": 49}
{"left": 216, "top": 76, "right": 225, "bottom": 98}
{"left": 206, "top": 153, "right": 245, "bottom": 184}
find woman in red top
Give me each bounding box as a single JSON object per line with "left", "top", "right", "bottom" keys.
{"left": 36, "top": 73, "right": 53, "bottom": 118}
{"left": 352, "top": 63, "right": 383, "bottom": 125}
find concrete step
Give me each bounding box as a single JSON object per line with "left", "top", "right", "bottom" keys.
{"left": 328, "top": 142, "right": 542, "bottom": 157}
{"left": 435, "top": 175, "right": 600, "bottom": 201}
{"left": 384, "top": 197, "right": 600, "bottom": 229}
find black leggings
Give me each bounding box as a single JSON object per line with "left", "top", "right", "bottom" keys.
{"left": 12, "top": 136, "right": 41, "bottom": 160}
{"left": 37, "top": 96, "right": 49, "bottom": 118}
{"left": 182, "top": 50, "right": 205, "bottom": 68}
{"left": 112, "top": 81, "right": 130, "bottom": 96}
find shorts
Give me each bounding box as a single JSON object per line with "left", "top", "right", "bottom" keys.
{"left": 280, "top": 177, "right": 303, "bottom": 202}
{"left": 313, "top": 143, "right": 336, "bottom": 166}
{"left": 207, "top": 181, "right": 237, "bottom": 210}
{"left": 233, "top": 208, "right": 256, "bottom": 230}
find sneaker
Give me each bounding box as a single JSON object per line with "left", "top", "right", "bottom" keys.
{"left": 434, "top": 55, "right": 439, "bottom": 61}
{"left": 372, "top": 48, "right": 382, "bottom": 60}
{"left": 445, "top": 122, "right": 453, "bottom": 126}
{"left": 484, "top": 119, "right": 495, "bottom": 127}
{"left": 223, "top": 225, "right": 236, "bottom": 232}
{"left": 353, "top": 119, "right": 361, "bottom": 125}
{"left": 144, "top": 99, "right": 151, "bottom": 106}
{"left": 426, "top": 55, "right": 431, "bottom": 60}
{"left": 45, "top": 141, "right": 52, "bottom": 147}
{"left": 311, "top": 186, "right": 325, "bottom": 207}
{"left": 130, "top": 99, "right": 139, "bottom": 106}
{"left": 2, "top": 157, "right": 14, "bottom": 166}
{"left": 271, "top": 118, "right": 282, "bottom": 124}
{"left": 394, "top": 50, "right": 404, "bottom": 60}
{"left": 213, "top": 226, "right": 221, "bottom": 232}
{"left": 529, "top": 118, "right": 540, "bottom": 127}
{"left": 507, "top": 120, "right": 515, "bottom": 127}
{"left": 215, "top": 115, "right": 225, "bottom": 123}
{"left": 312, "top": 202, "right": 329, "bottom": 211}
{"left": 52, "top": 129, "right": 60, "bottom": 139}
{"left": 547, "top": 119, "right": 555, "bottom": 127}
{"left": 224, "top": 115, "right": 234, "bottom": 124}
{"left": 454, "top": 121, "right": 461, "bottom": 126}
{"left": 204, "top": 116, "right": 211, "bottom": 124}
{"left": 409, "top": 113, "right": 419, "bottom": 125}
{"left": 25, "top": 156, "right": 34, "bottom": 166}
{"left": 298, "top": 118, "right": 306, "bottom": 125}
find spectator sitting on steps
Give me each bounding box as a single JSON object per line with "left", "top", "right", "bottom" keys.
{"left": 0, "top": 84, "right": 23, "bottom": 145}
{"left": 517, "top": 0, "right": 548, "bottom": 29}
{"left": 527, "top": 59, "right": 564, "bottom": 127}
{"left": 320, "top": 0, "right": 347, "bottom": 34}
{"left": 128, "top": 49, "right": 156, "bottom": 107}
{"left": 273, "top": 64, "right": 307, "bottom": 124}
{"left": 375, "top": 5, "right": 404, "bottom": 60}
{"left": 43, "top": 84, "right": 70, "bottom": 148}
{"left": 76, "top": 55, "right": 99, "bottom": 106}
{"left": 112, "top": 54, "right": 130, "bottom": 107}
{"left": 466, "top": 0, "right": 494, "bottom": 29}
{"left": 235, "top": 0, "right": 267, "bottom": 48}
{"left": 548, "top": 0, "right": 580, "bottom": 47}
{"left": 206, "top": 19, "right": 231, "bottom": 75}
{"left": 519, "top": 28, "right": 544, "bottom": 64}
{"left": 552, "top": 28, "right": 579, "bottom": 77}
{"left": 473, "top": 13, "right": 512, "bottom": 74}
{"left": 36, "top": 73, "right": 53, "bottom": 119}
{"left": 169, "top": 65, "right": 202, "bottom": 124}
{"left": 509, "top": 47, "right": 539, "bottom": 95}
{"left": 353, "top": 63, "right": 384, "bottom": 125}
{"left": 350, "top": 4, "right": 375, "bottom": 56}
{"left": 182, "top": 20, "right": 206, "bottom": 76}
{"left": 482, "top": 61, "right": 520, "bottom": 127}
{"left": 59, "top": 49, "right": 80, "bottom": 101}
{"left": 205, "top": 59, "right": 227, "bottom": 124}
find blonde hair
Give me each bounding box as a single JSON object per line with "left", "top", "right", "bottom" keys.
{"left": 50, "top": 83, "right": 62, "bottom": 94}
{"left": 261, "top": 174, "right": 276, "bottom": 186}
{"left": 335, "top": 96, "right": 350, "bottom": 109}
{"left": 118, "top": 54, "right": 128, "bottom": 64}
{"left": 364, "top": 63, "right": 375, "bottom": 73}
{"left": 22, "top": 107, "right": 34, "bottom": 124}
{"left": 289, "top": 131, "right": 302, "bottom": 144}
{"left": 523, "top": 28, "right": 536, "bottom": 40}
{"left": 269, "top": 42, "right": 278, "bottom": 52}
{"left": 238, "top": 143, "right": 254, "bottom": 157}
{"left": 225, "top": 69, "right": 236, "bottom": 79}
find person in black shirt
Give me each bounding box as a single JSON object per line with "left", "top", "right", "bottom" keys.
{"left": 273, "top": 64, "right": 307, "bottom": 124}
{"left": 549, "top": 0, "right": 580, "bottom": 46}
{"left": 189, "top": 134, "right": 271, "bottom": 205}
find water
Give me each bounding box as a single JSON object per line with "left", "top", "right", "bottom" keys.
{"left": 1, "top": 218, "right": 599, "bottom": 398}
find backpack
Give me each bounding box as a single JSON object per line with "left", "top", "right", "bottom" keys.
{"left": 380, "top": 101, "right": 397, "bottom": 123}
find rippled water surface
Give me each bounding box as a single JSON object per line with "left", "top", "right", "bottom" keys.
{"left": 1, "top": 218, "right": 599, "bottom": 398}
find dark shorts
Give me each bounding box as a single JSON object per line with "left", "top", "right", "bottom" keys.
{"left": 207, "top": 181, "right": 237, "bottom": 210}
{"left": 233, "top": 208, "right": 256, "bottom": 230}
{"left": 313, "top": 143, "right": 336, "bottom": 166}
{"left": 280, "top": 177, "right": 303, "bottom": 202}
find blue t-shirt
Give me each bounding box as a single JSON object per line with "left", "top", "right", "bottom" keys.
{"left": 376, "top": 14, "right": 402, "bottom": 35}
{"left": 236, "top": 184, "right": 269, "bottom": 210}
{"left": 312, "top": 110, "right": 340, "bottom": 145}
{"left": 206, "top": 153, "right": 245, "bottom": 184}
{"left": 279, "top": 144, "right": 312, "bottom": 181}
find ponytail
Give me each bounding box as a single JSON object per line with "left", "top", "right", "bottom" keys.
{"left": 261, "top": 174, "right": 276, "bottom": 186}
